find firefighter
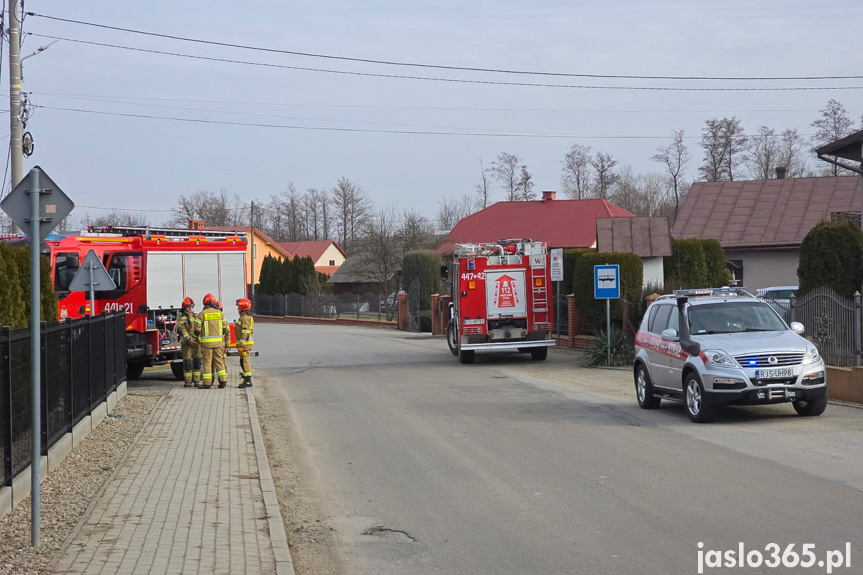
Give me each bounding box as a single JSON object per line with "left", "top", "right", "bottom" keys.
{"left": 177, "top": 297, "right": 202, "bottom": 387}
{"left": 234, "top": 298, "right": 254, "bottom": 388}
{"left": 195, "top": 293, "right": 229, "bottom": 388}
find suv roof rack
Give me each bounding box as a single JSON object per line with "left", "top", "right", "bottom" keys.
{"left": 665, "top": 287, "right": 755, "bottom": 299}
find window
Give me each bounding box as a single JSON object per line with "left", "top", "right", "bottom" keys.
{"left": 329, "top": 260, "right": 336, "bottom": 266}
{"left": 54, "top": 252, "right": 80, "bottom": 292}
{"left": 650, "top": 305, "right": 672, "bottom": 334}
{"left": 688, "top": 302, "right": 786, "bottom": 334}
{"left": 106, "top": 253, "right": 143, "bottom": 292}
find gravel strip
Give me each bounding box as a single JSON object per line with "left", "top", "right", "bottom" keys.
{"left": 0, "top": 393, "right": 160, "bottom": 575}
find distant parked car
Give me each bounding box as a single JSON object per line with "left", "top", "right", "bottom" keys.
{"left": 756, "top": 285, "right": 797, "bottom": 319}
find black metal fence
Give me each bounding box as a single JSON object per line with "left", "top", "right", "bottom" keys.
{"left": 1, "top": 312, "right": 126, "bottom": 487}
{"left": 255, "top": 292, "right": 398, "bottom": 321}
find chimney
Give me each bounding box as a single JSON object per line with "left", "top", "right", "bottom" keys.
{"left": 189, "top": 219, "right": 204, "bottom": 231}
{"left": 775, "top": 166, "right": 787, "bottom": 179}
{"left": 542, "top": 190, "right": 557, "bottom": 202}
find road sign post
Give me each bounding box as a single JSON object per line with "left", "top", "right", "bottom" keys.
{"left": 0, "top": 166, "right": 73, "bottom": 548}
{"left": 594, "top": 264, "right": 621, "bottom": 367}
{"left": 550, "top": 249, "right": 563, "bottom": 344}
{"left": 69, "top": 250, "right": 117, "bottom": 317}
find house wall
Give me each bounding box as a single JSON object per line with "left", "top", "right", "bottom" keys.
{"left": 317, "top": 244, "right": 346, "bottom": 268}
{"left": 642, "top": 257, "right": 664, "bottom": 289}
{"left": 724, "top": 247, "right": 799, "bottom": 292}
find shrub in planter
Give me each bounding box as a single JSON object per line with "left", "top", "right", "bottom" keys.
{"left": 582, "top": 327, "right": 633, "bottom": 367}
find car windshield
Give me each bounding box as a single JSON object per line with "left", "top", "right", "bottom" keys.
{"left": 688, "top": 301, "right": 786, "bottom": 334}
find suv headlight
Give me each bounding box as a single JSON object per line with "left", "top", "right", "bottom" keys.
{"left": 703, "top": 349, "right": 738, "bottom": 368}
{"left": 802, "top": 346, "right": 821, "bottom": 365}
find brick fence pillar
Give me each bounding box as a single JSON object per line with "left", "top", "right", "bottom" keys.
{"left": 431, "top": 294, "right": 440, "bottom": 335}
{"left": 398, "top": 291, "right": 407, "bottom": 331}
{"left": 567, "top": 294, "right": 578, "bottom": 346}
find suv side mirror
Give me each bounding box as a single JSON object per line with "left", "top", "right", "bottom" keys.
{"left": 661, "top": 328, "right": 679, "bottom": 342}
{"left": 790, "top": 321, "right": 804, "bottom": 336}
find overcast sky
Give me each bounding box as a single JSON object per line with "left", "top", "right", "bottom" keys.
{"left": 10, "top": 0, "right": 863, "bottom": 228}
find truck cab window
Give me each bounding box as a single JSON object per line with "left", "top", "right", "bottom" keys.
{"left": 106, "top": 253, "right": 143, "bottom": 292}
{"left": 54, "top": 252, "right": 80, "bottom": 292}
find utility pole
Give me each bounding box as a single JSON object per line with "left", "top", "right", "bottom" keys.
{"left": 8, "top": 0, "right": 23, "bottom": 232}
{"left": 249, "top": 201, "right": 255, "bottom": 302}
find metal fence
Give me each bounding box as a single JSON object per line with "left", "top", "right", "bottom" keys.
{"left": 1, "top": 312, "right": 126, "bottom": 487}
{"left": 789, "top": 288, "right": 862, "bottom": 367}
{"left": 254, "top": 292, "right": 397, "bottom": 321}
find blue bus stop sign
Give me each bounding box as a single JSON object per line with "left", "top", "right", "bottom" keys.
{"left": 594, "top": 265, "right": 620, "bottom": 299}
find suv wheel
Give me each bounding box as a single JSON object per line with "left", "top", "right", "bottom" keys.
{"left": 684, "top": 374, "right": 716, "bottom": 423}
{"left": 792, "top": 396, "right": 827, "bottom": 417}
{"left": 635, "top": 365, "right": 661, "bottom": 409}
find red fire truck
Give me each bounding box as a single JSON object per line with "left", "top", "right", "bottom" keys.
{"left": 19, "top": 225, "right": 248, "bottom": 379}
{"left": 444, "top": 239, "right": 555, "bottom": 363}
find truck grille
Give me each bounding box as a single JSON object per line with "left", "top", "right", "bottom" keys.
{"left": 733, "top": 353, "right": 803, "bottom": 368}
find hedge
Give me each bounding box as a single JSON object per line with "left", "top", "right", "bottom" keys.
{"left": 402, "top": 250, "right": 443, "bottom": 311}
{"left": 664, "top": 238, "right": 732, "bottom": 290}
{"left": 0, "top": 242, "right": 57, "bottom": 328}
{"left": 571, "top": 251, "right": 643, "bottom": 329}
{"left": 798, "top": 220, "right": 863, "bottom": 297}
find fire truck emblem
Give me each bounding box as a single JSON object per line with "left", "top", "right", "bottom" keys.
{"left": 493, "top": 274, "right": 520, "bottom": 308}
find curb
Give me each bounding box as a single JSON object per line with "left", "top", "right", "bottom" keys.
{"left": 245, "top": 389, "right": 296, "bottom": 575}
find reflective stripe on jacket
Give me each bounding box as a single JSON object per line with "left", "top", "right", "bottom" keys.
{"left": 235, "top": 313, "right": 254, "bottom": 347}
{"left": 195, "top": 306, "right": 227, "bottom": 348}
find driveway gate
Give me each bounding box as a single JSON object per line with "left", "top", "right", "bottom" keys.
{"left": 789, "top": 287, "right": 862, "bottom": 367}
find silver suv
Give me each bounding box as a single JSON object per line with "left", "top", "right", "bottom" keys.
{"left": 634, "top": 288, "right": 827, "bottom": 423}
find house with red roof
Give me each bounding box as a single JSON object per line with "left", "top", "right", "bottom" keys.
{"left": 439, "top": 191, "right": 635, "bottom": 253}
{"left": 277, "top": 240, "right": 347, "bottom": 277}
{"left": 671, "top": 172, "right": 863, "bottom": 291}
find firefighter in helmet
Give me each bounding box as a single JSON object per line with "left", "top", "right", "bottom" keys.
{"left": 177, "top": 296, "right": 202, "bottom": 387}
{"left": 234, "top": 298, "right": 254, "bottom": 388}
{"left": 194, "top": 293, "right": 229, "bottom": 388}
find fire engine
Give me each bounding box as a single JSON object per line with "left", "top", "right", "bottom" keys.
{"left": 10, "top": 225, "right": 248, "bottom": 380}
{"left": 444, "top": 239, "right": 555, "bottom": 363}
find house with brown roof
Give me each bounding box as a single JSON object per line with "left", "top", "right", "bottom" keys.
{"left": 277, "top": 240, "right": 347, "bottom": 277}
{"left": 671, "top": 172, "right": 863, "bottom": 291}
{"left": 596, "top": 217, "right": 672, "bottom": 288}
{"left": 439, "top": 191, "right": 635, "bottom": 254}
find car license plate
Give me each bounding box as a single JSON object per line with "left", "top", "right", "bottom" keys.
{"left": 755, "top": 368, "right": 793, "bottom": 379}
{"left": 463, "top": 319, "right": 485, "bottom": 325}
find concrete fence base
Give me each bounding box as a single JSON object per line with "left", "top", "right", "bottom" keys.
{"left": 825, "top": 367, "right": 863, "bottom": 404}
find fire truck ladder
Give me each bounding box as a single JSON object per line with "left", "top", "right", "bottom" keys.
{"left": 531, "top": 266, "right": 549, "bottom": 325}
{"left": 89, "top": 225, "right": 248, "bottom": 239}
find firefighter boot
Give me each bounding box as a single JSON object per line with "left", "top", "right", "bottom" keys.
{"left": 238, "top": 375, "right": 253, "bottom": 389}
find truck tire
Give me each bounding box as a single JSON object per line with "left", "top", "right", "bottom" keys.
{"left": 127, "top": 362, "right": 146, "bottom": 380}
{"left": 458, "top": 348, "right": 475, "bottom": 364}
{"left": 446, "top": 320, "right": 458, "bottom": 356}
{"left": 170, "top": 361, "right": 185, "bottom": 381}
{"left": 530, "top": 347, "right": 548, "bottom": 361}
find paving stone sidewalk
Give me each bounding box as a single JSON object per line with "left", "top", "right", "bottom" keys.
{"left": 49, "top": 385, "right": 292, "bottom": 575}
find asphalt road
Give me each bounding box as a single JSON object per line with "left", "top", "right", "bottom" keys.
{"left": 256, "top": 323, "right": 863, "bottom": 575}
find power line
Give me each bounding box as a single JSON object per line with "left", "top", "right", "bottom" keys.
{"left": 26, "top": 33, "right": 863, "bottom": 92}
{"left": 26, "top": 12, "right": 863, "bottom": 82}
{"left": 22, "top": 90, "right": 863, "bottom": 114}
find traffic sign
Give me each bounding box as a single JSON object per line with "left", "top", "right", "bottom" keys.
{"left": 594, "top": 264, "right": 620, "bottom": 299}
{"left": 550, "top": 248, "right": 564, "bottom": 282}
{"left": 0, "top": 166, "right": 73, "bottom": 241}
{"left": 69, "top": 250, "right": 116, "bottom": 292}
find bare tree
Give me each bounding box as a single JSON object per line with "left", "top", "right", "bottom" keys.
{"left": 331, "top": 177, "right": 372, "bottom": 251}
{"left": 746, "top": 126, "right": 779, "bottom": 180}
{"left": 437, "top": 194, "right": 478, "bottom": 231}
{"left": 304, "top": 188, "right": 324, "bottom": 240}
{"left": 608, "top": 165, "right": 640, "bottom": 213}
{"left": 561, "top": 143, "right": 593, "bottom": 199}
{"left": 282, "top": 184, "right": 305, "bottom": 242}
{"left": 651, "top": 129, "right": 689, "bottom": 219}
{"left": 698, "top": 117, "right": 747, "bottom": 181}
{"left": 474, "top": 158, "right": 492, "bottom": 208}
{"left": 778, "top": 128, "right": 811, "bottom": 178}
{"left": 169, "top": 189, "right": 248, "bottom": 227}
{"left": 399, "top": 209, "right": 437, "bottom": 253}
{"left": 811, "top": 99, "right": 856, "bottom": 175}
{"left": 318, "top": 189, "right": 332, "bottom": 241}
{"left": 591, "top": 151, "right": 618, "bottom": 199}
{"left": 518, "top": 165, "right": 536, "bottom": 200}
{"left": 640, "top": 172, "right": 671, "bottom": 217}
{"left": 357, "top": 206, "right": 403, "bottom": 303}
{"left": 490, "top": 152, "right": 522, "bottom": 201}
